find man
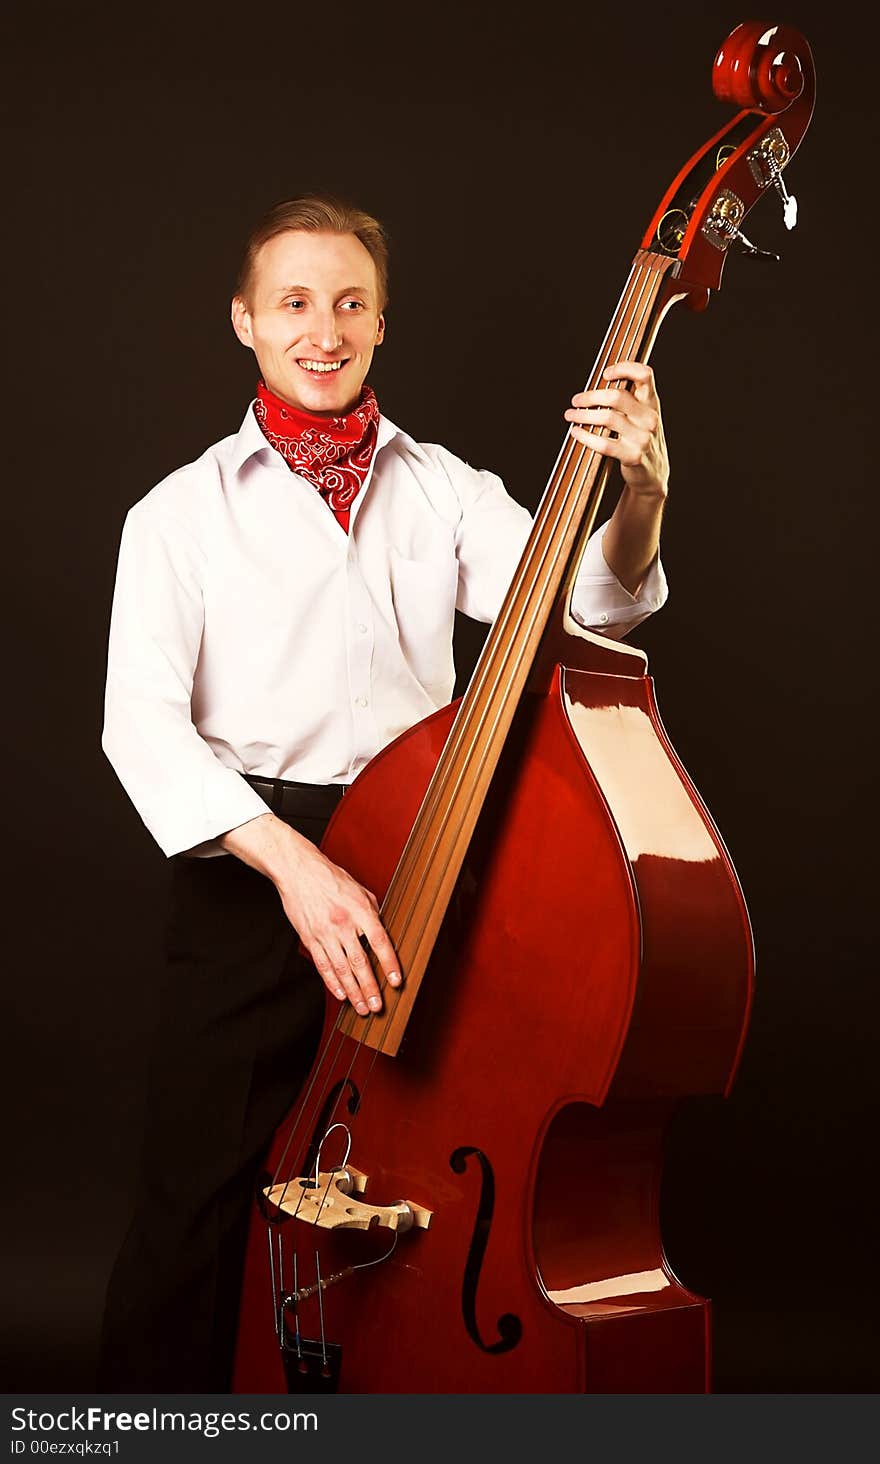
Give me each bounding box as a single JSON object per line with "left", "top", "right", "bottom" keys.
{"left": 98, "top": 194, "right": 669, "bottom": 1392}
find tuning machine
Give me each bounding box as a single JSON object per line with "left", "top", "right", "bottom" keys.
{"left": 701, "top": 188, "right": 781, "bottom": 261}
{"left": 748, "top": 125, "right": 799, "bottom": 231}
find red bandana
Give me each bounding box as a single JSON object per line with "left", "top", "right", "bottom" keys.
{"left": 253, "top": 380, "right": 380, "bottom": 532}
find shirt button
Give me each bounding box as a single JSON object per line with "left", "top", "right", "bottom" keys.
{"left": 356, "top": 622, "right": 368, "bottom": 634}
{"left": 355, "top": 695, "right": 368, "bottom": 708}
{"left": 598, "top": 612, "right": 609, "bottom": 624}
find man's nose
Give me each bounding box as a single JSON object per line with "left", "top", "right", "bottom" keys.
{"left": 310, "top": 311, "right": 342, "bottom": 354}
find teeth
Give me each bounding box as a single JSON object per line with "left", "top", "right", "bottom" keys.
{"left": 299, "top": 360, "right": 344, "bottom": 373}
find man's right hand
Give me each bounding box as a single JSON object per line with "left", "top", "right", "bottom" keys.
{"left": 218, "top": 813, "right": 401, "bottom": 1014}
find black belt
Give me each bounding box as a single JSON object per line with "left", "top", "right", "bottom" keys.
{"left": 242, "top": 773, "right": 347, "bottom": 822}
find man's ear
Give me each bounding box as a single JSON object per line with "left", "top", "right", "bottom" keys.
{"left": 231, "top": 296, "right": 254, "bottom": 349}
{"left": 375, "top": 313, "right": 386, "bottom": 346}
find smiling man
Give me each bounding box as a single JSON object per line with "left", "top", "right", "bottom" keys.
{"left": 233, "top": 228, "right": 386, "bottom": 417}
{"left": 98, "top": 194, "right": 670, "bottom": 1392}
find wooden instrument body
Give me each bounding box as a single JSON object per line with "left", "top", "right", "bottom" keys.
{"left": 233, "top": 639, "right": 753, "bottom": 1393}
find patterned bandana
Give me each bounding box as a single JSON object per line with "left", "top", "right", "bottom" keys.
{"left": 253, "top": 379, "right": 380, "bottom": 525}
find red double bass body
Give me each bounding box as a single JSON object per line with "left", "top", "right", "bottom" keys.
{"left": 234, "top": 647, "right": 752, "bottom": 1393}
{"left": 233, "top": 20, "right": 814, "bottom": 1394}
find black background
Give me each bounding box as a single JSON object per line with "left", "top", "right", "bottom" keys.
{"left": 2, "top": 0, "right": 876, "bottom": 1394}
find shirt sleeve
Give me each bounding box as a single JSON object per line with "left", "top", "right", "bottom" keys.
{"left": 102, "top": 501, "right": 270, "bottom": 857}
{"left": 569, "top": 517, "right": 668, "bottom": 636}
{"left": 435, "top": 447, "right": 668, "bottom": 635}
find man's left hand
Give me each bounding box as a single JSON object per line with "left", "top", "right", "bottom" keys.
{"left": 564, "top": 360, "right": 669, "bottom": 500}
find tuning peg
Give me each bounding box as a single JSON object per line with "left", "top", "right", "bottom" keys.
{"left": 774, "top": 175, "right": 798, "bottom": 230}
{"left": 746, "top": 125, "right": 799, "bottom": 231}
{"left": 731, "top": 229, "right": 780, "bottom": 262}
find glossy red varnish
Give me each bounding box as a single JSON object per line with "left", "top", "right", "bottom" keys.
{"left": 233, "top": 660, "right": 753, "bottom": 1393}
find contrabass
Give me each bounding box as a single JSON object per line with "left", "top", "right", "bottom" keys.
{"left": 233, "top": 20, "right": 815, "bottom": 1393}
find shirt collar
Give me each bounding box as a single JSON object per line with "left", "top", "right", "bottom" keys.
{"left": 228, "top": 399, "right": 430, "bottom": 476}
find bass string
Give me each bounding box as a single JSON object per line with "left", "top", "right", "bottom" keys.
{"left": 319, "top": 259, "right": 666, "bottom": 1124}
{"left": 274, "top": 258, "right": 662, "bottom": 1210}
{"left": 375, "top": 260, "right": 657, "bottom": 926}
{"left": 375, "top": 259, "right": 666, "bottom": 954}
{"left": 265, "top": 254, "right": 670, "bottom": 1221}
{"left": 379, "top": 263, "right": 662, "bottom": 938}
{"left": 342, "top": 272, "right": 650, "bottom": 1020}
{"left": 267, "top": 1016, "right": 362, "bottom": 1212}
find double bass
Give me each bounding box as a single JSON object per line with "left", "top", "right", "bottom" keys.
{"left": 233, "top": 20, "right": 814, "bottom": 1394}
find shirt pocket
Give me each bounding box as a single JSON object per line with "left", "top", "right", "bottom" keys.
{"left": 389, "top": 547, "right": 458, "bottom": 694}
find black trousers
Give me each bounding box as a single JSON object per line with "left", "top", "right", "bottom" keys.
{"left": 97, "top": 816, "right": 328, "bottom": 1393}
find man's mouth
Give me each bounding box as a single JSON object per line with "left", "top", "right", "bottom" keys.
{"left": 297, "top": 359, "right": 348, "bottom": 374}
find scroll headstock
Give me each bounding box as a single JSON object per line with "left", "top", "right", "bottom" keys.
{"left": 641, "top": 20, "right": 815, "bottom": 302}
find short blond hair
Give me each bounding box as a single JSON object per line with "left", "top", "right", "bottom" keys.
{"left": 235, "top": 194, "right": 390, "bottom": 309}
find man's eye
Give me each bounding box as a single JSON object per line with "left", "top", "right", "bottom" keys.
{"left": 286, "top": 300, "right": 305, "bottom": 310}
{"left": 341, "top": 300, "right": 365, "bottom": 311}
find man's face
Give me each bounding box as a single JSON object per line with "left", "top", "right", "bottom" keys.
{"left": 231, "top": 229, "right": 385, "bottom": 416}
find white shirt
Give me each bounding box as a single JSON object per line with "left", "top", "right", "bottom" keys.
{"left": 102, "top": 402, "right": 668, "bottom": 858}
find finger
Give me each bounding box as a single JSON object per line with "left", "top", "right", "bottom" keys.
{"left": 570, "top": 387, "right": 632, "bottom": 413}
{"left": 360, "top": 916, "right": 402, "bottom": 989}
{"left": 315, "top": 937, "right": 371, "bottom": 1015}
{"left": 566, "top": 403, "right": 658, "bottom": 438}
{"left": 572, "top": 384, "right": 653, "bottom": 416}
{"left": 340, "top": 930, "right": 385, "bottom": 1013}
{"left": 568, "top": 425, "right": 624, "bottom": 456}
{"left": 571, "top": 387, "right": 618, "bottom": 408}
{"left": 310, "top": 942, "right": 349, "bottom": 1004}
{"left": 569, "top": 423, "right": 653, "bottom": 467}
{"left": 603, "top": 361, "right": 657, "bottom": 401}
{"left": 565, "top": 406, "right": 629, "bottom": 435}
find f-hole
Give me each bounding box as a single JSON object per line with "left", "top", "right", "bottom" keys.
{"left": 450, "top": 1145, "right": 523, "bottom": 1355}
